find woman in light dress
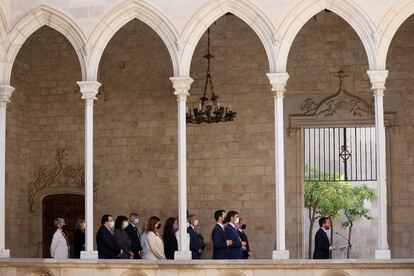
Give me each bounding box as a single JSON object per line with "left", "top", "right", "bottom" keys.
{"left": 145, "top": 216, "right": 166, "bottom": 260}
{"left": 50, "top": 218, "right": 70, "bottom": 259}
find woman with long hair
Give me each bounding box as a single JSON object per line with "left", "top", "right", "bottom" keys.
{"left": 163, "top": 217, "right": 178, "bottom": 259}
{"left": 114, "top": 215, "right": 133, "bottom": 259}
{"left": 145, "top": 216, "right": 166, "bottom": 260}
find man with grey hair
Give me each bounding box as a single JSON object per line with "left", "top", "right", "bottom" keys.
{"left": 50, "top": 218, "right": 69, "bottom": 259}
{"left": 126, "top": 212, "right": 144, "bottom": 259}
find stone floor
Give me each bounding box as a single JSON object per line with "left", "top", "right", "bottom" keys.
{"left": 0, "top": 259, "right": 413, "bottom": 276}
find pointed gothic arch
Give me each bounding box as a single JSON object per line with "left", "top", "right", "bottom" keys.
{"left": 5, "top": 5, "right": 86, "bottom": 84}
{"left": 276, "top": 0, "right": 376, "bottom": 72}
{"left": 179, "top": 0, "right": 276, "bottom": 76}
{"left": 378, "top": 0, "right": 414, "bottom": 70}
{"left": 87, "top": 0, "right": 179, "bottom": 80}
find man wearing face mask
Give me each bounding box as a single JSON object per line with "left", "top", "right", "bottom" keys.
{"left": 126, "top": 212, "right": 144, "bottom": 259}
{"left": 187, "top": 214, "right": 202, "bottom": 259}
{"left": 237, "top": 218, "right": 250, "bottom": 259}
{"left": 96, "top": 214, "right": 122, "bottom": 259}
{"left": 225, "top": 210, "right": 243, "bottom": 259}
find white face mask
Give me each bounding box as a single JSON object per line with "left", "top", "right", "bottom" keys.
{"left": 109, "top": 221, "right": 115, "bottom": 229}
{"left": 235, "top": 217, "right": 240, "bottom": 224}
{"left": 133, "top": 218, "right": 140, "bottom": 225}
{"left": 194, "top": 220, "right": 199, "bottom": 227}
{"left": 122, "top": 221, "right": 129, "bottom": 229}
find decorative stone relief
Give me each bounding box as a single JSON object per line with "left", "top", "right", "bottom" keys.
{"left": 300, "top": 71, "right": 374, "bottom": 118}
{"left": 287, "top": 71, "right": 397, "bottom": 135}
{"left": 28, "top": 150, "right": 97, "bottom": 212}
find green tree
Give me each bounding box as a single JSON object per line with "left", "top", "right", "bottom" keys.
{"left": 304, "top": 166, "right": 353, "bottom": 259}
{"left": 342, "top": 185, "right": 376, "bottom": 258}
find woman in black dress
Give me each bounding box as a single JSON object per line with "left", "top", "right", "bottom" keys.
{"left": 163, "top": 217, "right": 178, "bottom": 259}
{"left": 74, "top": 219, "right": 85, "bottom": 258}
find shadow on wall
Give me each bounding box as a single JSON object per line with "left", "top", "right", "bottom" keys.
{"left": 323, "top": 270, "right": 350, "bottom": 276}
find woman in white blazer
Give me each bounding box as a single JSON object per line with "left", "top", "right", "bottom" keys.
{"left": 50, "top": 218, "right": 70, "bottom": 259}
{"left": 145, "top": 216, "right": 166, "bottom": 260}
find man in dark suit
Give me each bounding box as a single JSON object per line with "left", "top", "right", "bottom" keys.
{"left": 96, "top": 214, "right": 121, "bottom": 259}
{"left": 237, "top": 218, "right": 250, "bottom": 259}
{"left": 225, "top": 210, "right": 243, "bottom": 259}
{"left": 187, "top": 214, "right": 202, "bottom": 259}
{"left": 126, "top": 212, "right": 143, "bottom": 259}
{"left": 313, "top": 216, "right": 335, "bottom": 259}
{"left": 211, "top": 209, "right": 232, "bottom": 259}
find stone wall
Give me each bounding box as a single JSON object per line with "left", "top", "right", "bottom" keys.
{"left": 8, "top": 26, "right": 83, "bottom": 257}
{"left": 3, "top": 10, "right": 414, "bottom": 260}
{"left": 386, "top": 14, "right": 414, "bottom": 259}
{"left": 286, "top": 11, "right": 378, "bottom": 259}
{"left": 95, "top": 19, "right": 177, "bottom": 228}
{"left": 7, "top": 34, "right": 31, "bottom": 257}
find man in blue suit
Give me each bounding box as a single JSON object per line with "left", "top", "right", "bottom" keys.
{"left": 187, "top": 214, "right": 202, "bottom": 259}
{"left": 211, "top": 209, "right": 232, "bottom": 259}
{"left": 225, "top": 210, "right": 243, "bottom": 259}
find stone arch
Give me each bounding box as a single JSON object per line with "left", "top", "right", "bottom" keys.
{"left": 121, "top": 271, "right": 147, "bottom": 276}
{"left": 322, "top": 270, "right": 350, "bottom": 276}
{"left": 378, "top": 0, "right": 414, "bottom": 70}
{"left": 180, "top": 0, "right": 276, "bottom": 76}
{"left": 5, "top": 5, "right": 87, "bottom": 84}
{"left": 24, "top": 269, "right": 54, "bottom": 276}
{"left": 219, "top": 271, "right": 246, "bottom": 276}
{"left": 276, "top": 0, "right": 376, "bottom": 72}
{"left": 87, "top": 0, "right": 179, "bottom": 80}
{"left": 31, "top": 189, "right": 84, "bottom": 257}
{"left": 0, "top": 6, "right": 8, "bottom": 60}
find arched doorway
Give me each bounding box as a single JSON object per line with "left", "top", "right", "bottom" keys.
{"left": 42, "top": 194, "right": 84, "bottom": 258}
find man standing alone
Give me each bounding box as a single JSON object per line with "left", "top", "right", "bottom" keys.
{"left": 313, "top": 216, "right": 335, "bottom": 259}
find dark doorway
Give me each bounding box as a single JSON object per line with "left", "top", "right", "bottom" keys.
{"left": 42, "top": 194, "right": 84, "bottom": 258}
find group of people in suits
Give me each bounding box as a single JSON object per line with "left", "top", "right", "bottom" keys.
{"left": 50, "top": 210, "right": 250, "bottom": 260}
{"left": 95, "top": 213, "right": 208, "bottom": 260}
{"left": 211, "top": 210, "right": 250, "bottom": 259}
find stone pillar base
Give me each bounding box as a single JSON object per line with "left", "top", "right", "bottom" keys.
{"left": 174, "top": 250, "right": 192, "bottom": 260}
{"left": 0, "top": 249, "right": 10, "bottom": 258}
{"left": 80, "top": 250, "right": 98, "bottom": 260}
{"left": 375, "top": 249, "right": 391, "bottom": 259}
{"left": 272, "top": 250, "right": 289, "bottom": 259}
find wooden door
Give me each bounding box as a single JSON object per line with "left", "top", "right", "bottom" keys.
{"left": 42, "top": 194, "right": 84, "bottom": 258}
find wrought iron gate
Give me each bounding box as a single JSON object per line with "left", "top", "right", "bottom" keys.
{"left": 304, "top": 127, "right": 377, "bottom": 182}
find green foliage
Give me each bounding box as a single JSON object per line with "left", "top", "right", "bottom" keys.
{"left": 304, "top": 166, "right": 353, "bottom": 220}
{"left": 342, "top": 185, "right": 377, "bottom": 228}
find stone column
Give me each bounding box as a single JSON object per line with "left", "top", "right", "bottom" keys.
{"left": 367, "top": 70, "right": 391, "bottom": 259}
{"left": 170, "top": 77, "right": 193, "bottom": 260}
{"left": 267, "top": 73, "right": 290, "bottom": 259}
{"left": 77, "top": 81, "right": 101, "bottom": 260}
{"left": 0, "top": 85, "right": 14, "bottom": 258}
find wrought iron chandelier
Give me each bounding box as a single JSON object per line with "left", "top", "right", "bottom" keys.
{"left": 186, "top": 27, "right": 236, "bottom": 124}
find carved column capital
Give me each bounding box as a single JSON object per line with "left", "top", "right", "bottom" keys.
{"left": 0, "top": 85, "right": 15, "bottom": 108}
{"left": 170, "top": 77, "right": 193, "bottom": 101}
{"left": 77, "top": 81, "right": 102, "bottom": 105}
{"left": 267, "top": 72, "right": 289, "bottom": 98}
{"left": 367, "top": 70, "right": 388, "bottom": 96}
